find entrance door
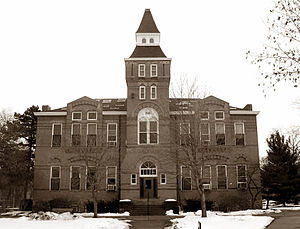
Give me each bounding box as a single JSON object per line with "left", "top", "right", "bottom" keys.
{"left": 140, "top": 178, "right": 157, "bottom": 198}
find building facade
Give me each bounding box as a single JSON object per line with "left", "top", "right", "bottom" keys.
{"left": 33, "top": 9, "right": 261, "bottom": 211}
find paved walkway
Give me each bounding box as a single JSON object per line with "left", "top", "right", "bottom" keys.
{"left": 128, "top": 216, "right": 174, "bottom": 229}
{"left": 266, "top": 210, "right": 300, "bottom": 229}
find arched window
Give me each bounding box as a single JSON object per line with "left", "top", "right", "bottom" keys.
{"left": 150, "top": 38, "right": 154, "bottom": 43}
{"left": 138, "top": 108, "right": 159, "bottom": 144}
{"left": 150, "top": 85, "right": 157, "bottom": 100}
{"left": 142, "top": 38, "right": 147, "bottom": 43}
{"left": 140, "top": 161, "right": 157, "bottom": 177}
{"left": 139, "top": 85, "right": 146, "bottom": 100}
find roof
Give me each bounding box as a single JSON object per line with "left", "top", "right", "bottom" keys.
{"left": 130, "top": 46, "right": 166, "bottom": 58}
{"left": 136, "top": 9, "right": 160, "bottom": 33}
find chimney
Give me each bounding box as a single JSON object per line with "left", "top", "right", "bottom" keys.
{"left": 42, "top": 105, "right": 51, "bottom": 111}
{"left": 243, "top": 104, "right": 252, "bottom": 111}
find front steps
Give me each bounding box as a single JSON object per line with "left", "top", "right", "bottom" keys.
{"left": 131, "top": 204, "right": 165, "bottom": 216}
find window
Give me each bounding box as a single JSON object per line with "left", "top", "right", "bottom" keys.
{"left": 235, "top": 123, "right": 245, "bottom": 146}
{"left": 131, "top": 174, "right": 137, "bottom": 185}
{"left": 50, "top": 166, "right": 60, "bottom": 191}
{"left": 215, "top": 111, "right": 224, "bottom": 120}
{"left": 237, "top": 165, "right": 247, "bottom": 189}
{"left": 138, "top": 64, "right": 145, "bottom": 77}
{"left": 200, "top": 111, "right": 209, "bottom": 120}
{"left": 215, "top": 123, "right": 225, "bottom": 145}
{"left": 87, "top": 123, "right": 97, "bottom": 146}
{"left": 150, "top": 38, "right": 154, "bottom": 43}
{"left": 72, "top": 123, "right": 81, "bottom": 146}
{"left": 72, "top": 112, "right": 82, "bottom": 120}
{"left": 202, "top": 165, "right": 211, "bottom": 189}
{"left": 86, "top": 166, "right": 96, "bottom": 190}
{"left": 106, "top": 166, "right": 117, "bottom": 191}
{"left": 107, "top": 123, "right": 117, "bottom": 147}
{"left": 139, "top": 86, "right": 146, "bottom": 100}
{"left": 138, "top": 108, "right": 159, "bottom": 144}
{"left": 70, "top": 166, "right": 80, "bottom": 191}
{"left": 151, "top": 64, "right": 157, "bottom": 77}
{"left": 140, "top": 161, "right": 157, "bottom": 177}
{"left": 181, "top": 166, "right": 192, "bottom": 190}
{"left": 180, "top": 123, "right": 191, "bottom": 146}
{"left": 87, "top": 112, "right": 97, "bottom": 120}
{"left": 150, "top": 85, "right": 157, "bottom": 99}
{"left": 52, "top": 123, "right": 62, "bottom": 147}
{"left": 160, "top": 173, "right": 166, "bottom": 184}
{"left": 142, "top": 38, "right": 146, "bottom": 43}
{"left": 200, "top": 123, "right": 210, "bottom": 145}
{"left": 217, "top": 165, "right": 227, "bottom": 189}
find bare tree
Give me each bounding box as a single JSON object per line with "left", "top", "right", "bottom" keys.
{"left": 247, "top": 165, "right": 263, "bottom": 209}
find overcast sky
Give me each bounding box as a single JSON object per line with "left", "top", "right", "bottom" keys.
{"left": 1, "top": 0, "right": 300, "bottom": 157}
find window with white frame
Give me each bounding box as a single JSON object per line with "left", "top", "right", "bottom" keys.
{"left": 72, "top": 112, "right": 82, "bottom": 120}
{"left": 70, "top": 166, "right": 81, "bottom": 191}
{"left": 200, "top": 111, "right": 209, "bottom": 120}
{"left": 202, "top": 165, "right": 211, "bottom": 189}
{"left": 138, "top": 64, "right": 145, "bottom": 77}
{"left": 217, "top": 165, "right": 227, "bottom": 189}
{"left": 86, "top": 166, "right": 96, "bottom": 190}
{"left": 215, "top": 123, "right": 225, "bottom": 145}
{"left": 131, "top": 174, "right": 137, "bottom": 185}
{"left": 237, "top": 165, "right": 247, "bottom": 189}
{"left": 181, "top": 166, "right": 192, "bottom": 190}
{"left": 142, "top": 38, "right": 146, "bottom": 43}
{"left": 50, "top": 166, "right": 60, "bottom": 191}
{"left": 200, "top": 123, "right": 210, "bottom": 145}
{"left": 107, "top": 123, "right": 117, "bottom": 147}
{"left": 139, "top": 86, "right": 146, "bottom": 100}
{"left": 72, "top": 123, "right": 81, "bottom": 146}
{"left": 138, "top": 108, "right": 159, "bottom": 144}
{"left": 215, "top": 111, "right": 224, "bottom": 120}
{"left": 150, "top": 38, "right": 154, "bottom": 43}
{"left": 151, "top": 64, "right": 157, "bottom": 77}
{"left": 180, "top": 123, "right": 191, "bottom": 146}
{"left": 160, "top": 173, "right": 166, "bottom": 184}
{"left": 87, "top": 123, "right": 97, "bottom": 146}
{"left": 150, "top": 85, "right": 157, "bottom": 99}
{"left": 52, "top": 123, "right": 62, "bottom": 147}
{"left": 140, "top": 161, "right": 157, "bottom": 177}
{"left": 87, "top": 111, "right": 97, "bottom": 120}
{"left": 106, "top": 166, "right": 117, "bottom": 191}
{"left": 235, "top": 123, "right": 245, "bottom": 146}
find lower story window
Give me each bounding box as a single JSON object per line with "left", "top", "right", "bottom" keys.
{"left": 131, "top": 174, "right": 137, "bottom": 185}
{"left": 86, "top": 166, "right": 96, "bottom": 190}
{"left": 106, "top": 166, "right": 117, "bottom": 191}
{"left": 160, "top": 173, "right": 166, "bottom": 184}
{"left": 237, "top": 165, "right": 247, "bottom": 189}
{"left": 217, "top": 165, "right": 227, "bottom": 189}
{"left": 50, "top": 166, "right": 60, "bottom": 191}
{"left": 70, "top": 166, "right": 81, "bottom": 191}
{"left": 181, "top": 166, "right": 192, "bottom": 190}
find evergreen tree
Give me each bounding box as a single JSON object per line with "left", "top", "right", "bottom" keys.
{"left": 262, "top": 130, "right": 298, "bottom": 205}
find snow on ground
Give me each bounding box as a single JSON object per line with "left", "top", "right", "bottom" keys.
{"left": 74, "top": 212, "right": 130, "bottom": 217}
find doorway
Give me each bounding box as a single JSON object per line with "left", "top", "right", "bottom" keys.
{"left": 140, "top": 177, "right": 157, "bottom": 198}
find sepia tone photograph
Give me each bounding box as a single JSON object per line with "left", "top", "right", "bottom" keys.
{"left": 0, "top": 0, "right": 300, "bottom": 228}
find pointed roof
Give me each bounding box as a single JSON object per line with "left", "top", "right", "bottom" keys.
{"left": 130, "top": 46, "right": 166, "bottom": 58}
{"left": 136, "top": 9, "right": 160, "bottom": 33}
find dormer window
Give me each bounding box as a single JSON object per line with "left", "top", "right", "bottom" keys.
{"left": 142, "top": 38, "right": 146, "bottom": 43}
{"left": 150, "top": 38, "right": 154, "bottom": 43}
{"left": 138, "top": 64, "right": 145, "bottom": 77}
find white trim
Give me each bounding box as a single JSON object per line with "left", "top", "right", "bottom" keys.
{"left": 107, "top": 123, "right": 117, "bottom": 146}
{"left": 214, "top": 111, "right": 224, "bottom": 120}
{"left": 139, "top": 85, "right": 146, "bottom": 100}
{"left": 70, "top": 166, "right": 81, "bottom": 191}
{"left": 71, "top": 123, "right": 81, "bottom": 135}
{"left": 180, "top": 165, "right": 192, "bottom": 191}
{"left": 138, "top": 64, "right": 145, "bottom": 77}
{"left": 102, "top": 111, "right": 127, "bottom": 115}
{"left": 87, "top": 111, "right": 97, "bottom": 120}
{"left": 150, "top": 64, "right": 157, "bottom": 77}
{"left": 170, "top": 111, "right": 195, "bottom": 115}
{"left": 131, "top": 173, "right": 137, "bottom": 185}
{"left": 51, "top": 123, "right": 62, "bottom": 147}
{"left": 200, "top": 123, "right": 210, "bottom": 143}
{"left": 202, "top": 165, "right": 212, "bottom": 189}
{"left": 230, "top": 110, "right": 260, "bottom": 115}
{"left": 216, "top": 165, "right": 228, "bottom": 189}
{"left": 160, "top": 173, "right": 167, "bottom": 184}
{"left": 50, "top": 166, "right": 61, "bottom": 191}
{"left": 125, "top": 58, "right": 172, "bottom": 61}
{"left": 140, "top": 161, "right": 157, "bottom": 177}
{"left": 234, "top": 122, "right": 245, "bottom": 146}
{"left": 150, "top": 85, "right": 157, "bottom": 100}
{"left": 200, "top": 111, "right": 209, "bottom": 120}
{"left": 72, "top": 112, "right": 82, "bottom": 121}
{"left": 236, "top": 165, "right": 247, "bottom": 189}
{"left": 106, "top": 166, "right": 117, "bottom": 190}
{"left": 87, "top": 123, "right": 97, "bottom": 146}
{"left": 34, "top": 112, "right": 67, "bottom": 116}
{"left": 215, "top": 122, "right": 225, "bottom": 134}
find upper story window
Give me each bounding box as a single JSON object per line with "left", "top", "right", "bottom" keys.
{"left": 179, "top": 123, "right": 191, "bottom": 146}
{"left": 70, "top": 166, "right": 81, "bottom": 191}
{"left": 150, "top": 85, "right": 157, "bottom": 100}
{"left": 139, "top": 86, "right": 146, "bottom": 100}
{"left": 140, "top": 161, "right": 157, "bottom": 177}
{"left": 237, "top": 165, "right": 247, "bottom": 189}
{"left": 138, "top": 64, "right": 145, "bottom": 77}
{"left": 138, "top": 108, "right": 159, "bottom": 144}
{"left": 87, "top": 111, "right": 97, "bottom": 120}
{"left": 200, "top": 111, "right": 209, "bottom": 120}
{"left": 235, "top": 123, "right": 245, "bottom": 146}
{"left": 87, "top": 123, "right": 97, "bottom": 146}
{"left": 200, "top": 123, "right": 210, "bottom": 145}
{"left": 181, "top": 166, "right": 192, "bottom": 190}
{"left": 150, "top": 38, "right": 154, "bottom": 43}
{"left": 215, "top": 123, "right": 225, "bottom": 145}
{"left": 50, "top": 166, "right": 60, "bottom": 191}
{"left": 151, "top": 64, "right": 157, "bottom": 77}
{"left": 72, "top": 112, "right": 82, "bottom": 121}
{"left": 72, "top": 123, "right": 81, "bottom": 146}
{"left": 215, "top": 111, "right": 224, "bottom": 120}
{"left": 142, "top": 38, "right": 146, "bottom": 43}
{"left": 107, "top": 123, "right": 117, "bottom": 147}
{"left": 52, "top": 123, "right": 62, "bottom": 147}
{"left": 217, "top": 165, "right": 227, "bottom": 189}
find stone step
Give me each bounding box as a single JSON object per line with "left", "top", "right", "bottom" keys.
{"left": 131, "top": 205, "right": 165, "bottom": 216}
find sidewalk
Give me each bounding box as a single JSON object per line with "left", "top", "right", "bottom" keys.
{"left": 128, "top": 215, "right": 176, "bottom": 229}
{"left": 267, "top": 210, "right": 300, "bottom": 229}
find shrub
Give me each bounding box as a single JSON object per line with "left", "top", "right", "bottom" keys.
{"left": 32, "top": 201, "right": 51, "bottom": 212}
{"left": 183, "top": 199, "right": 213, "bottom": 212}
{"left": 49, "top": 198, "right": 72, "bottom": 209}
{"left": 86, "top": 200, "right": 119, "bottom": 213}
{"left": 217, "top": 195, "right": 249, "bottom": 212}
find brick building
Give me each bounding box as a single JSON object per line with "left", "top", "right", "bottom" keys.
{"left": 33, "top": 9, "right": 261, "bottom": 212}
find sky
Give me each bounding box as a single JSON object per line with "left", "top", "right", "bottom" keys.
{"left": 1, "top": 0, "right": 300, "bottom": 157}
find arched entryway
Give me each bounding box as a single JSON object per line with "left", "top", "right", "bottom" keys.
{"left": 140, "top": 161, "right": 158, "bottom": 198}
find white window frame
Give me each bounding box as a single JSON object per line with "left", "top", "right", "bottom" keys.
{"left": 51, "top": 123, "right": 62, "bottom": 147}
{"left": 215, "top": 111, "right": 224, "bottom": 120}
{"left": 142, "top": 38, "right": 146, "bottom": 44}
{"left": 200, "top": 111, "right": 209, "bottom": 120}
{"left": 50, "top": 166, "right": 61, "bottom": 191}
{"left": 71, "top": 123, "right": 81, "bottom": 146}
{"left": 107, "top": 123, "right": 117, "bottom": 146}
{"left": 202, "top": 165, "right": 212, "bottom": 189}
{"left": 137, "top": 108, "right": 159, "bottom": 145}
{"left": 234, "top": 122, "right": 246, "bottom": 146}
{"left": 131, "top": 173, "right": 137, "bottom": 185}
{"left": 150, "top": 85, "right": 157, "bottom": 100}
{"left": 87, "top": 111, "right": 97, "bottom": 121}
{"left": 160, "top": 173, "right": 167, "bottom": 184}
{"left": 72, "top": 112, "right": 82, "bottom": 121}
{"left": 181, "top": 165, "right": 192, "bottom": 191}
{"left": 236, "top": 165, "right": 247, "bottom": 189}
{"left": 86, "top": 166, "right": 96, "bottom": 190}
{"left": 139, "top": 85, "right": 146, "bottom": 100}
{"left": 87, "top": 123, "right": 97, "bottom": 146}
{"left": 138, "top": 64, "right": 145, "bottom": 77}
{"left": 200, "top": 123, "right": 210, "bottom": 144}
{"left": 150, "top": 38, "right": 154, "bottom": 43}
{"left": 106, "top": 166, "right": 117, "bottom": 189}
{"left": 140, "top": 161, "right": 157, "bottom": 177}
{"left": 216, "top": 165, "right": 228, "bottom": 189}
{"left": 70, "top": 166, "right": 81, "bottom": 191}
{"left": 150, "top": 64, "right": 157, "bottom": 77}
